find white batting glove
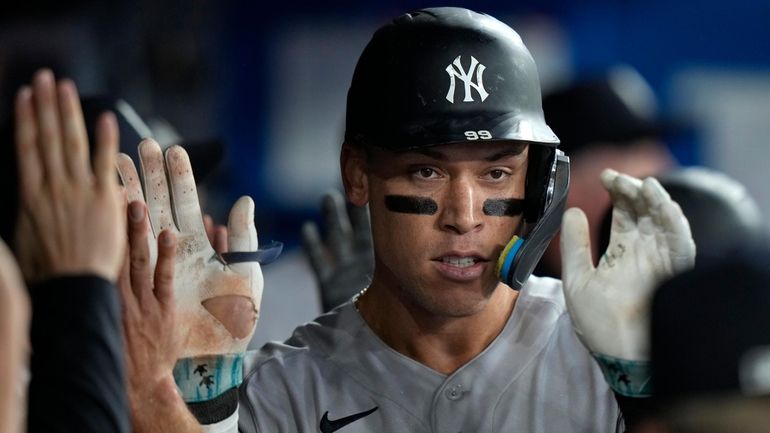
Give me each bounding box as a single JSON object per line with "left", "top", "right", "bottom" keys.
{"left": 118, "top": 139, "right": 283, "bottom": 407}
{"left": 561, "top": 168, "right": 695, "bottom": 396}
{"left": 117, "top": 139, "right": 267, "bottom": 358}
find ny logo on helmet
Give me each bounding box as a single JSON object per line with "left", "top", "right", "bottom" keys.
{"left": 445, "top": 55, "right": 489, "bottom": 103}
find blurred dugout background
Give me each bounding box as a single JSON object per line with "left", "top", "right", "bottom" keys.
{"left": 2, "top": 0, "right": 769, "bottom": 344}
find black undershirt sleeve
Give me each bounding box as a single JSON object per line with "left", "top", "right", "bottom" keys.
{"left": 27, "top": 275, "right": 131, "bottom": 433}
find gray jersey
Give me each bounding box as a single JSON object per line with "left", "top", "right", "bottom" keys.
{"left": 222, "top": 275, "right": 622, "bottom": 433}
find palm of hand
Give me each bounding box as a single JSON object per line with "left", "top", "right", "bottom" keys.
{"left": 173, "top": 231, "right": 262, "bottom": 356}
{"left": 118, "top": 139, "right": 262, "bottom": 357}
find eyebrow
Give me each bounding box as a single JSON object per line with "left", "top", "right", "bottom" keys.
{"left": 414, "top": 148, "right": 446, "bottom": 160}
{"left": 484, "top": 145, "right": 528, "bottom": 161}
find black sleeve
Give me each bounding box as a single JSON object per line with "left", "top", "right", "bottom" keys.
{"left": 614, "top": 393, "right": 655, "bottom": 432}
{"left": 27, "top": 275, "right": 131, "bottom": 433}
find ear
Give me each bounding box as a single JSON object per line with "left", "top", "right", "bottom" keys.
{"left": 340, "top": 142, "right": 369, "bottom": 206}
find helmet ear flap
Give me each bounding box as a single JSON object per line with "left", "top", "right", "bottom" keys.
{"left": 524, "top": 145, "right": 555, "bottom": 223}
{"left": 499, "top": 149, "right": 570, "bottom": 289}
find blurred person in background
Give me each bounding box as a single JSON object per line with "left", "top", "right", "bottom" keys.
{"left": 535, "top": 66, "right": 678, "bottom": 278}
{"left": 635, "top": 245, "right": 770, "bottom": 433}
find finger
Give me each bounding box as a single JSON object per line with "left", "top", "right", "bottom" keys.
{"left": 214, "top": 225, "right": 228, "bottom": 255}
{"left": 165, "top": 145, "right": 205, "bottom": 234}
{"left": 322, "top": 190, "right": 354, "bottom": 262}
{"left": 116, "top": 153, "right": 144, "bottom": 203}
{"left": 660, "top": 201, "right": 696, "bottom": 272}
{"left": 139, "top": 139, "right": 176, "bottom": 235}
{"left": 32, "top": 69, "right": 66, "bottom": 184}
{"left": 601, "top": 169, "right": 641, "bottom": 232}
{"left": 641, "top": 176, "right": 670, "bottom": 204}
{"left": 94, "top": 112, "right": 119, "bottom": 189}
{"left": 301, "top": 221, "right": 330, "bottom": 280}
{"left": 204, "top": 214, "right": 215, "bottom": 246}
{"left": 14, "top": 212, "right": 40, "bottom": 280}
{"left": 560, "top": 207, "right": 594, "bottom": 293}
{"left": 57, "top": 79, "right": 90, "bottom": 182}
{"left": 620, "top": 173, "right": 649, "bottom": 221}
{"left": 14, "top": 86, "right": 43, "bottom": 203}
{"left": 128, "top": 200, "right": 153, "bottom": 301}
{"left": 227, "top": 196, "right": 258, "bottom": 273}
{"left": 642, "top": 178, "right": 696, "bottom": 272}
{"left": 118, "top": 235, "right": 138, "bottom": 314}
{"left": 118, "top": 155, "right": 156, "bottom": 267}
{"left": 154, "top": 229, "right": 177, "bottom": 307}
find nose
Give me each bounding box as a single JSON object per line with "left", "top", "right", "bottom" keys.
{"left": 439, "top": 177, "right": 483, "bottom": 234}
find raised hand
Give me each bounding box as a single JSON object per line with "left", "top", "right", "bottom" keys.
{"left": 302, "top": 190, "right": 374, "bottom": 311}
{"left": 14, "top": 69, "right": 124, "bottom": 282}
{"left": 117, "top": 139, "right": 264, "bottom": 357}
{"left": 561, "top": 169, "right": 695, "bottom": 359}
{"left": 119, "top": 200, "right": 181, "bottom": 429}
{"left": 560, "top": 168, "right": 695, "bottom": 396}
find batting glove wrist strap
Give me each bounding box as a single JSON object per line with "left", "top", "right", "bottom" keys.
{"left": 593, "top": 352, "right": 652, "bottom": 397}
{"left": 173, "top": 354, "right": 244, "bottom": 403}
{"left": 186, "top": 387, "right": 238, "bottom": 425}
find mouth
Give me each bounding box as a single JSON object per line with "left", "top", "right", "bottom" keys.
{"left": 432, "top": 252, "right": 489, "bottom": 281}
{"left": 439, "top": 256, "right": 483, "bottom": 268}
{"left": 433, "top": 250, "right": 489, "bottom": 265}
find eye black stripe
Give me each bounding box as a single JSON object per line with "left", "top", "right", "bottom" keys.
{"left": 483, "top": 198, "right": 525, "bottom": 217}
{"left": 384, "top": 195, "right": 438, "bottom": 215}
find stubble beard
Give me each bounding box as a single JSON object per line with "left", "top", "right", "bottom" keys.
{"left": 397, "top": 273, "right": 499, "bottom": 319}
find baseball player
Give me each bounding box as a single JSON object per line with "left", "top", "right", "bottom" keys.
{"left": 119, "top": 7, "right": 695, "bottom": 433}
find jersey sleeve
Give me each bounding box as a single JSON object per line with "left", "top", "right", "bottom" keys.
{"left": 27, "top": 275, "right": 131, "bottom": 433}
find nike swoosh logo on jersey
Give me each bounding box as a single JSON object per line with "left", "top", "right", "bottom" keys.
{"left": 319, "top": 406, "right": 378, "bottom": 433}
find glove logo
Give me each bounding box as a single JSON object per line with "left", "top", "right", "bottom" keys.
{"left": 319, "top": 406, "right": 378, "bottom": 433}
{"left": 445, "top": 55, "right": 488, "bottom": 103}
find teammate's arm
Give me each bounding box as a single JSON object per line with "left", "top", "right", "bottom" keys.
{"left": 14, "top": 69, "right": 131, "bottom": 433}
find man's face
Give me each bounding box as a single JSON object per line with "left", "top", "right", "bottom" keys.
{"left": 351, "top": 140, "right": 529, "bottom": 318}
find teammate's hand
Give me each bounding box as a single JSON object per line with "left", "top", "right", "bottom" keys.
{"left": 14, "top": 69, "right": 125, "bottom": 282}
{"left": 302, "top": 190, "right": 374, "bottom": 311}
{"left": 117, "top": 139, "right": 264, "bottom": 357}
{"left": 561, "top": 169, "right": 695, "bottom": 361}
{"left": 119, "top": 200, "right": 182, "bottom": 428}
{"left": 0, "top": 238, "right": 30, "bottom": 433}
